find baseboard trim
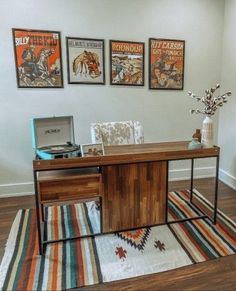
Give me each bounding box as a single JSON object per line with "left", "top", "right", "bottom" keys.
{"left": 1, "top": 169, "right": 234, "bottom": 197}
{"left": 0, "top": 182, "right": 34, "bottom": 198}
{"left": 219, "top": 169, "right": 236, "bottom": 190}
{"left": 0, "top": 166, "right": 217, "bottom": 198}
{"left": 169, "top": 166, "right": 215, "bottom": 181}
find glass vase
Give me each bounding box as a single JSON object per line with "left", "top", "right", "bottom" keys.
{"left": 188, "top": 138, "right": 202, "bottom": 150}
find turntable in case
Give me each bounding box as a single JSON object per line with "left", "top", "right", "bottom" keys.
{"left": 38, "top": 143, "right": 80, "bottom": 159}
{"left": 32, "top": 116, "right": 81, "bottom": 160}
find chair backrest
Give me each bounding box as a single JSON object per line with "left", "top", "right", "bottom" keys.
{"left": 90, "top": 120, "right": 144, "bottom": 146}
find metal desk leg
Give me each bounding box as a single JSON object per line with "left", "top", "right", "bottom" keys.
{"left": 33, "top": 170, "right": 43, "bottom": 255}
{"left": 41, "top": 204, "right": 44, "bottom": 222}
{"left": 213, "top": 156, "right": 220, "bottom": 224}
{"left": 165, "top": 161, "right": 169, "bottom": 223}
{"left": 190, "top": 158, "right": 194, "bottom": 202}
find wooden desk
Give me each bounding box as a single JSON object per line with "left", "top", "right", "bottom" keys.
{"left": 33, "top": 141, "right": 220, "bottom": 254}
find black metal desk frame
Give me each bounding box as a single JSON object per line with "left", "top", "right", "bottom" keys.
{"left": 34, "top": 154, "right": 220, "bottom": 255}
{"left": 165, "top": 156, "right": 219, "bottom": 226}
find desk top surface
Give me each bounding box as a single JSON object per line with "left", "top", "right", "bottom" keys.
{"left": 33, "top": 141, "right": 220, "bottom": 171}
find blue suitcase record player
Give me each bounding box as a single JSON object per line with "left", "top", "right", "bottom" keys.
{"left": 31, "top": 115, "right": 81, "bottom": 160}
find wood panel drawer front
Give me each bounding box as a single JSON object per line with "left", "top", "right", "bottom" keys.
{"left": 39, "top": 174, "right": 101, "bottom": 203}
{"left": 102, "top": 161, "right": 167, "bottom": 233}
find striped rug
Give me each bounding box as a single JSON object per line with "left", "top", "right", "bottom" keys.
{"left": 0, "top": 190, "right": 235, "bottom": 290}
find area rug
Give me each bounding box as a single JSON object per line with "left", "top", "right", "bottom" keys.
{"left": 0, "top": 190, "right": 235, "bottom": 290}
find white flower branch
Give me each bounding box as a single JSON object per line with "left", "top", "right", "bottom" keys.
{"left": 188, "top": 84, "right": 231, "bottom": 116}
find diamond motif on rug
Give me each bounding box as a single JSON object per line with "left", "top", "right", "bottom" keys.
{"left": 115, "top": 246, "right": 127, "bottom": 260}
{"left": 154, "top": 240, "right": 166, "bottom": 251}
{"left": 115, "top": 227, "right": 151, "bottom": 251}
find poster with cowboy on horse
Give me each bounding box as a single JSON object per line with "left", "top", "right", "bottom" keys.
{"left": 12, "top": 28, "right": 63, "bottom": 88}
{"left": 110, "top": 40, "right": 144, "bottom": 86}
{"left": 149, "top": 38, "right": 185, "bottom": 90}
{"left": 66, "top": 37, "right": 105, "bottom": 85}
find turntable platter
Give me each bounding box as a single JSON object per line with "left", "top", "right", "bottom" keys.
{"left": 39, "top": 144, "right": 80, "bottom": 154}
{"left": 50, "top": 146, "right": 66, "bottom": 151}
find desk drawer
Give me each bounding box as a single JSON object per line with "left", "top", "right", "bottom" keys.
{"left": 38, "top": 173, "right": 101, "bottom": 203}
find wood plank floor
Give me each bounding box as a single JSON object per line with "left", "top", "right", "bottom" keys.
{"left": 0, "top": 178, "right": 235, "bottom": 290}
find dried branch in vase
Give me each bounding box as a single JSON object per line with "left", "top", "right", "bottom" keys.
{"left": 188, "top": 84, "right": 232, "bottom": 116}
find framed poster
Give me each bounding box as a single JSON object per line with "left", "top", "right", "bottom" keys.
{"left": 149, "top": 38, "right": 185, "bottom": 90}
{"left": 66, "top": 37, "right": 105, "bottom": 84}
{"left": 110, "top": 40, "right": 144, "bottom": 86}
{"left": 12, "top": 28, "right": 63, "bottom": 88}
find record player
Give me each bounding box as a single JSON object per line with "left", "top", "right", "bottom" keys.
{"left": 32, "top": 116, "right": 81, "bottom": 160}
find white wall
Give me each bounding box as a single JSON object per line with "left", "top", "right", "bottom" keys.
{"left": 0, "top": 0, "right": 225, "bottom": 196}
{"left": 218, "top": 0, "right": 236, "bottom": 189}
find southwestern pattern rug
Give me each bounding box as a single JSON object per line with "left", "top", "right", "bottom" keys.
{"left": 0, "top": 190, "right": 235, "bottom": 290}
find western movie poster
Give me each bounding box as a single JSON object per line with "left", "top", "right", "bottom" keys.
{"left": 66, "top": 37, "right": 105, "bottom": 84}
{"left": 110, "top": 40, "right": 144, "bottom": 86}
{"left": 149, "top": 38, "right": 185, "bottom": 90}
{"left": 12, "top": 28, "right": 63, "bottom": 88}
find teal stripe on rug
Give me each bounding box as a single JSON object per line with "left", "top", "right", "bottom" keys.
{"left": 61, "top": 206, "right": 67, "bottom": 290}
{"left": 69, "top": 237, "right": 77, "bottom": 287}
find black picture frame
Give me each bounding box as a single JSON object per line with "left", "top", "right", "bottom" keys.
{"left": 12, "top": 28, "right": 63, "bottom": 88}
{"left": 110, "top": 40, "right": 145, "bottom": 86}
{"left": 66, "top": 37, "right": 105, "bottom": 85}
{"left": 149, "top": 38, "right": 185, "bottom": 90}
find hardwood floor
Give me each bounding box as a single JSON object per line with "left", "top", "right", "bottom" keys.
{"left": 0, "top": 178, "right": 235, "bottom": 290}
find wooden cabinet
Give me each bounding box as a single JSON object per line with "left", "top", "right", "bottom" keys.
{"left": 101, "top": 161, "right": 167, "bottom": 232}
{"left": 37, "top": 168, "right": 101, "bottom": 203}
